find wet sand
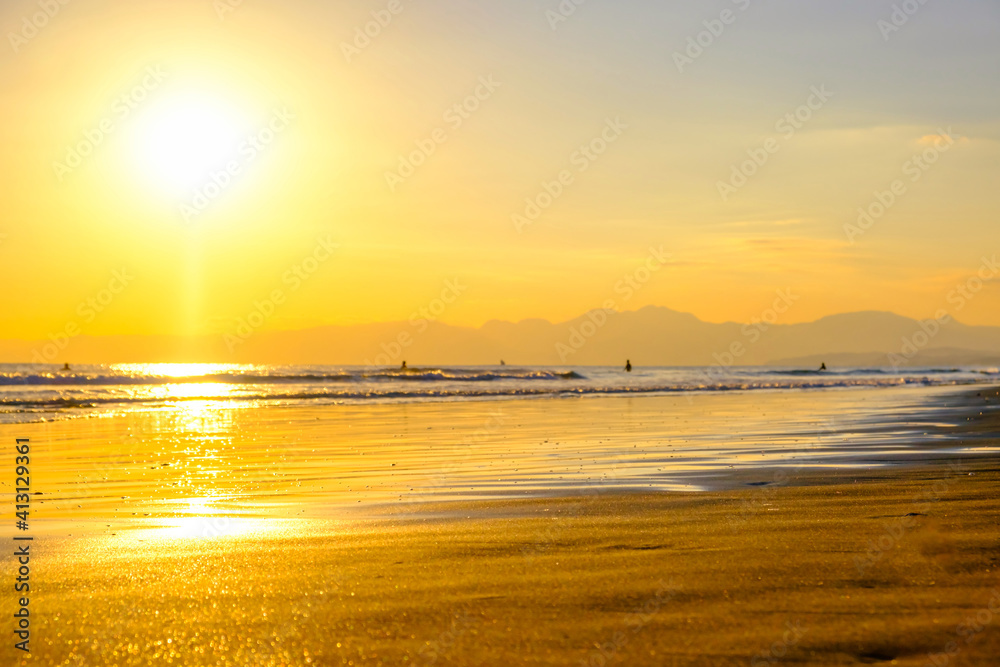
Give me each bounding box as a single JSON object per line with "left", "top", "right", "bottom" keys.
{"left": 1, "top": 388, "right": 999, "bottom": 665}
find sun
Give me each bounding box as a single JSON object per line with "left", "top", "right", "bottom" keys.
{"left": 128, "top": 92, "right": 252, "bottom": 196}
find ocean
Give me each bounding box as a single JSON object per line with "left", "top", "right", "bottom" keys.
{"left": 1, "top": 362, "right": 997, "bottom": 424}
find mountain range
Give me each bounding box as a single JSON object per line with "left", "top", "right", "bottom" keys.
{"left": 4, "top": 307, "right": 1000, "bottom": 367}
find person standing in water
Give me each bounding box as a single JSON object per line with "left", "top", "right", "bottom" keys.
{"left": 401, "top": 361, "right": 407, "bottom": 371}
{"left": 625, "top": 360, "right": 632, "bottom": 373}
{"left": 819, "top": 362, "right": 827, "bottom": 371}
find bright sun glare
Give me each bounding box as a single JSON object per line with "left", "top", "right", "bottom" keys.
{"left": 113, "top": 362, "right": 248, "bottom": 377}
{"left": 130, "top": 93, "right": 249, "bottom": 195}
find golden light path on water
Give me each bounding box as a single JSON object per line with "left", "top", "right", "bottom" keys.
{"left": 99, "top": 367, "right": 274, "bottom": 540}
{"left": 150, "top": 382, "right": 236, "bottom": 401}
{"left": 149, "top": 496, "right": 277, "bottom": 541}
{"left": 111, "top": 362, "right": 254, "bottom": 378}
{"left": 125, "top": 392, "right": 274, "bottom": 541}
{"left": 8, "top": 370, "right": 994, "bottom": 547}
{"left": 111, "top": 362, "right": 256, "bottom": 405}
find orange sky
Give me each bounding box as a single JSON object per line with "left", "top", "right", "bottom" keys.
{"left": 1, "top": 0, "right": 998, "bottom": 342}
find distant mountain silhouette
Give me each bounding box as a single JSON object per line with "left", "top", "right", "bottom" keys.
{"left": 4, "top": 306, "right": 1000, "bottom": 366}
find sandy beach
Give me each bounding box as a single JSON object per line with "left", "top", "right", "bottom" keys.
{"left": 1, "top": 386, "right": 998, "bottom": 665}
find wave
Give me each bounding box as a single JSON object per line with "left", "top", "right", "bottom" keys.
{"left": 0, "top": 368, "right": 586, "bottom": 387}
{"left": 769, "top": 369, "right": 826, "bottom": 376}
{"left": 2, "top": 364, "right": 996, "bottom": 425}
{"left": 0, "top": 374, "right": 977, "bottom": 412}
{"left": 363, "top": 369, "right": 585, "bottom": 382}
{"left": 764, "top": 367, "right": 970, "bottom": 377}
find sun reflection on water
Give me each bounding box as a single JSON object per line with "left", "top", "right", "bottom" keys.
{"left": 141, "top": 397, "right": 239, "bottom": 437}
{"left": 150, "top": 382, "right": 234, "bottom": 400}
{"left": 111, "top": 362, "right": 255, "bottom": 378}
{"left": 153, "top": 496, "right": 267, "bottom": 540}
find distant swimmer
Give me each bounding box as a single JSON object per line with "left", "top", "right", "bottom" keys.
{"left": 401, "top": 361, "right": 407, "bottom": 371}
{"left": 625, "top": 360, "right": 632, "bottom": 373}
{"left": 61, "top": 363, "right": 71, "bottom": 372}
{"left": 819, "top": 362, "right": 827, "bottom": 371}
{"left": 500, "top": 360, "right": 506, "bottom": 366}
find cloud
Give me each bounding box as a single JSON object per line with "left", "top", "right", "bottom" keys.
{"left": 917, "top": 132, "right": 970, "bottom": 146}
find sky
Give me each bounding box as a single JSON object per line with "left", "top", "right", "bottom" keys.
{"left": 1, "top": 0, "right": 999, "bottom": 343}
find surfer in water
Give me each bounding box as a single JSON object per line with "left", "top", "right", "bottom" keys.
{"left": 61, "top": 363, "right": 71, "bottom": 372}
{"left": 625, "top": 360, "right": 632, "bottom": 373}
{"left": 819, "top": 362, "right": 827, "bottom": 371}
{"left": 400, "top": 361, "right": 407, "bottom": 371}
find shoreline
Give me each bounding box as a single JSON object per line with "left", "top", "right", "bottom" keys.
{"left": 0, "top": 384, "right": 996, "bottom": 530}
{"left": 2, "top": 367, "right": 998, "bottom": 428}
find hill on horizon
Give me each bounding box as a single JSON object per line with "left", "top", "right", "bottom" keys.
{"left": 4, "top": 306, "right": 1000, "bottom": 368}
